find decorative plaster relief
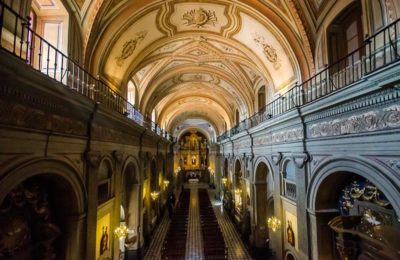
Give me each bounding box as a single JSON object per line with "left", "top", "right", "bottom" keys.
{"left": 253, "top": 32, "right": 281, "bottom": 70}
{"left": 182, "top": 8, "right": 218, "bottom": 28}
{"left": 272, "top": 127, "right": 303, "bottom": 143}
{"left": 115, "top": 31, "right": 147, "bottom": 67}
{"left": 308, "top": 105, "right": 400, "bottom": 138}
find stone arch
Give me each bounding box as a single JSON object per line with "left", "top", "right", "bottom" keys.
{"left": 307, "top": 156, "right": 400, "bottom": 215}
{"left": 120, "top": 156, "right": 141, "bottom": 251}
{"left": 0, "top": 157, "right": 87, "bottom": 259}
{"left": 306, "top": 156, "right": 400, "bottom": 259}
{"left": 253, "top": 157, "right": 275, "bottom": 249}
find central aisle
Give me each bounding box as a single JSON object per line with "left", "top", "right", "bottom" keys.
{"left": 144, "top": 183, "right": 252, "bottom": 260}
{"left": 186, "top": 185, "right": 204, "bottom": 259}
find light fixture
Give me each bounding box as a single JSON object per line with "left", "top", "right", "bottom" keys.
{"left": 114, "top": 225, "right": 129, "bottom": 239}
{"left": 163, "top": 180, "right": 170, "bottom": 189}
{"left": 267, "top": 216, "right": 281, "bottom": 232}
{"left": 221, "top": 177, "right": 227, "bottom": 185}
{"left": 150, "top": 191, "right": 160, "bottom": 200}
{"left": 234, "top": 188, "right": 242, "bottom": 196}
{"left": 174, "top": 167, "right": 181, "bottom": 176}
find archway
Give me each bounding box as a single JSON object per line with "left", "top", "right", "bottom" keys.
{"left": 0, "top": 172, "right": 84, "bottom": 259}
{"left": 254, "top": 162, "right": 269, "bottom": 248}
{"left": 312, "top": 171, "right": 400, "bottom": 259}
{"left": 121, "top": 162, "right": 140, "bottom": 254}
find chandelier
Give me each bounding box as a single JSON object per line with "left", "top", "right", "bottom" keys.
{"left": 114, "top": 225, "right": 129, "bottom": 239}
{"left": 150, "top": 191, "right": 160, "bottom": 200}
{"left": 267, "top": 216, "right": 281, "bottom": 232}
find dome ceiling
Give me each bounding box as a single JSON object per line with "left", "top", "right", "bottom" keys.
{"left": 86, "top": 0, "right": 315, "bottom": 136}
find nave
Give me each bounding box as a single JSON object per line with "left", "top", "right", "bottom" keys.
{"left": 144, "top": 183, "right": 252, "bottom": 260}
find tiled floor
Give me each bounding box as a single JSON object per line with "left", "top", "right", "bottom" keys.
{"left": 144, "top": 183, "right": 252, "bottom": 260}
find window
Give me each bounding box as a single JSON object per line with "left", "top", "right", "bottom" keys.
{"left": 258, "top": 85, "right": 266, "bottom": 112}
{"left": 283, "top": 161, "right": 296, "bottom": 200}
{"left": 98, "top": 162, "right": 112, "bottom": 205}
{"left": 127, "top": 80, "right": 136, "bottom": 106}
{"left": 327, "top": 1, "right": 363, "bottom": 66}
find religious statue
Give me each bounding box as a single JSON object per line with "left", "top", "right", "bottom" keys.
{"left": 100, "top": 226, "right": 109, "bottom": 255}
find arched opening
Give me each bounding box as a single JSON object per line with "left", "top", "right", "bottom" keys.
{"left": 120, "top": 162, "right": 140, "bottom": 254}
{"left": 257, "top": 86, "right": 266, "bottom": 112}
{"left": 235, "top": 109, "right": 240, "bottom": 125}
{"left": 254, "top": 161, "right": 271, "bottom": 254}
{"left": 327, "top": 1, "right": 363, "bottom": 75}
{"left": 286, "top": 252, "right": 296, "bottom": 260}
{"left": 127, "top": 80, "right": 136, "bottom": 106}
{"left": 0, "top": 174, "right": 81, "bottom": 259}
{"left": 313, "top": 171, "right": 400, "bottom": 259}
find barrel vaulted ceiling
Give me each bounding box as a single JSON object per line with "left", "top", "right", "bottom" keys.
{"left": 82, "top": 0, "right": 316, "bottom": 136}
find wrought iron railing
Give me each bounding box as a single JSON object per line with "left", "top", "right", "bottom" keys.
{"left": 218, "top": 18, "right": 400, "bottom": 142}
{"left": 0, "top": 1, "right": 172, "bottom": 141}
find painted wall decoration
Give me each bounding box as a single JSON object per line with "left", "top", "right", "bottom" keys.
{"left": 182, "top": 8, "right": 218, "bottom": 28}
{"left": 253, "top": 33, "right": 281, "bottom": 70}
{"left": 115, "top": 31, "right": 148, "bottom": 67}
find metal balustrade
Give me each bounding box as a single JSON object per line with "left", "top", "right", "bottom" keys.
{"left": 0, "top": 1, "right": 172, "bottom": 141}
{"left": 218, "top": 18, "right": 400, "bottom": 142}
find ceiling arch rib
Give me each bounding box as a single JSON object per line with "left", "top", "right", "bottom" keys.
{"left": 162, "top": 100, "right": 231, "bottom": 135}
{"left": 156, "top": 89, "right": 235, "bottom": 121}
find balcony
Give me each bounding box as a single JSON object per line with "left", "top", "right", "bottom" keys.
{"left": 0, "top": 2, "right": 172, "bottom": 141}
{"left": 218, "top": 18, "right": 400, "bottom": 142}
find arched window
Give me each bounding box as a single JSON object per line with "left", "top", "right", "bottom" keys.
{"left": 235, "top": 109, "right": 240, "bottom": 125}
{"left": 370, "top": 0, "right": 385, "bottom": 32}
{"left": 127, "top": 80, "right": 136, "bottom": 106}
{"left": 283, "top": 161, "right": 296, "bottom": 200}
{"left": 98, "top": 161, "right": 112, "bottom": 205}
{"left": 258, "top": 85, "right": 266, "bottom": 112}
{"left": 327, "top": 1, "right": 363, "bottom": 66}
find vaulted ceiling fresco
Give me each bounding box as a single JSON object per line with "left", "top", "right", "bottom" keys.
{"left": 82, "top": 0, "right": 317, "bottom": 136}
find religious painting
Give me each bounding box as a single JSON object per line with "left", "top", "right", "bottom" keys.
{"left": 96, "top": 214, "right": 111, "bottom": 260}
{"left": 285, "top": 211, "right": 298, "bottom": 250}
{"left": 287, "top": 220, "right": 295, "bottom": 247}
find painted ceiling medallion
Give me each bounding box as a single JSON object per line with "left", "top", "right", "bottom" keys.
{"left": 115, "top": 31, "right": 147, "bottom": 67}
{"left": 253, "top": 33, "right": 282, "bottom": 70}
{"left": 182, "top": 8, "right": 218, "bottom": 28}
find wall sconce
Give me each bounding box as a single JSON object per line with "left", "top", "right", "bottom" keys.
{"left": 234, "top": 188, "right": 242, "bottom": 196}
{"left": 267, "top": 216, "right": 281, "bottom": 232}
{"left": 174, "top": 167, "right": 181, "bottom": 176}
{"left": 150, "top": 191, "right": 160, "bottom": 200}
{"left": 221, "top": 177, "right": 227, "bottom": 185}
{"left": 114, "top": 225, "right": 129, "bottom": 239}
{"left": 163, "top": 180, "right": 170, "bottom": 189}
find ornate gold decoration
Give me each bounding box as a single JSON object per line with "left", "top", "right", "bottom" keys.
{"left": 182, "top": 8, "right": 217, "bottom": 28}
{"left": 253, "top": 33, "right": 281, "bottom": 70}
{"left": 115, "top": 31, "right": 147, "bottom": 67}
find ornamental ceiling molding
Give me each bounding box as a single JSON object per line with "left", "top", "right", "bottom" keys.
{"left": 182, "top": 8, "right": 218, "bottom": 28}
{"left": 138, "top": 66, "right": 253, "bottom": 115}
{"left": 157, "top": 92, "right": 234, "bottom": 121}
{"left": 115, "top": 31, "right": 148, "bottom": 67}
{"left": 166, "top": 110, "right": 226, "bottom": 134}
{"left": 165, "top": 1, "right": 232, "bottom": 35}
{"left": 253, "top": 32, "right": 282, "bottom": 70}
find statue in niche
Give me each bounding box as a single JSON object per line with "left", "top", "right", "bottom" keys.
{"left": 192, "top": 155, "right": 196, "bottom": 165}
{"left": 287, "top": 220, "right": 295, "bottom": 247}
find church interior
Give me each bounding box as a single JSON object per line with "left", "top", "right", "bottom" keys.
{"left": 0, "top": 0, "right": 400, "bottom": 259}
